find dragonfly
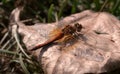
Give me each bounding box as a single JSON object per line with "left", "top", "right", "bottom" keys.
{"left": 30, "top": 23, "right": 83, "bottom": 51}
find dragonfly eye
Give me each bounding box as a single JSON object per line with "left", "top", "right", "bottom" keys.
{"left": 74, "top": 23, "right": 82, "bottom": 32}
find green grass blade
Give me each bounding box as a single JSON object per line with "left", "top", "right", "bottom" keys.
{"left": 19, "top": 53, "right": 30, "bottom": 74}
{"left": 12, "top": 25, "right": 30, "bottom": 59}
{"left": 0, "top": 49, "right": 18, "bottom": 56}
{"left": 58, "top": 0, "right": 67, "bottom": 18}
{"left": 48, "top": 4, "right": 54, "bottom": 22}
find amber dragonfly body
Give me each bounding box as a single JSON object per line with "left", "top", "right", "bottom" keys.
{"left": 30, "top": 23, "right": 82, "bottom": 51}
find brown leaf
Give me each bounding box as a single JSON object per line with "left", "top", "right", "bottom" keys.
{"left": 10, "top": 7, "right": 120, "bottom": 74}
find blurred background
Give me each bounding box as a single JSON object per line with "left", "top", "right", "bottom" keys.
{"left": 0, "top": 0, "right": 120, "bottom": 74}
